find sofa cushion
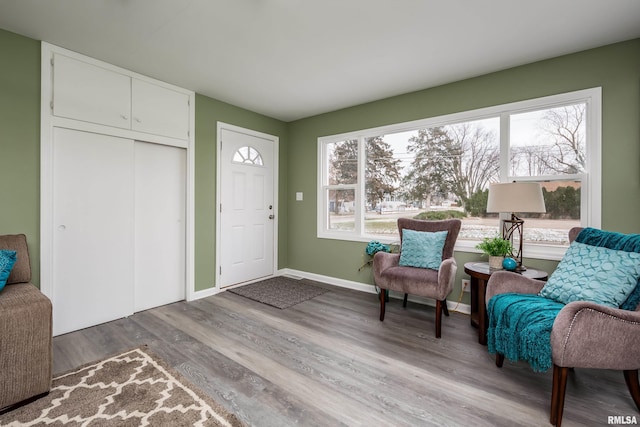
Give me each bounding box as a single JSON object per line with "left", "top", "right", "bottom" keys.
{"left": 399, "top": 229, "right": 448, "bottom": 270}
{"left": 0, "top": 250, "right": 17, "bottom": 291}
{"left": 0, "top": 234, "right": 31, "bottom": 284}
{"left": 539, "top": 241, "right": 640, "bottom": 308}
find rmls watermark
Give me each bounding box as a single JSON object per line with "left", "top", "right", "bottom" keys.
{"left": 608, "top": 415, "right": 638, "bottom": 425}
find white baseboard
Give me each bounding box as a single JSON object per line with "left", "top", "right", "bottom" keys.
{"left": 279, "top": 268, "right": 471, "bottom": 315}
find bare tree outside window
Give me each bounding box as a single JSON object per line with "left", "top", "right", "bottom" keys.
{"left": 445, "top": 121, "right": 500, "bottom": 209}
{"left": 510, "top": 104, "right": 586, "bottom": 177}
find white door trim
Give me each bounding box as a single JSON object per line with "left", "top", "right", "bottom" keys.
{"left": 215, "top": 122, "right": 279, "bottom": 290}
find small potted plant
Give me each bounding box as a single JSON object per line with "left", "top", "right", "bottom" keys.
{"left": 476, "top": 236, "right": 513, "bottom": 269}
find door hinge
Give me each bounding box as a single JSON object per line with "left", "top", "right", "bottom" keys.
{"left": 50, "top": 57, "right": 54, "bottom": 66}
{"left": 220, "top": 204, "right": 222, "bottom": 213}
{"left": 50, "top": 100, "right": 54, "bottom": 111}
{"left": 219, "top": 266, "right": 222, "bottom": 275}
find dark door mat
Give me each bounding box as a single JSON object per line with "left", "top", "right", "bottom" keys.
{"left": 228, "top": 276, "right": 329, "bottom": 309}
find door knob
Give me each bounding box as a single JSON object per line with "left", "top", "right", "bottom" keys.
{"left": 269, "top": 215, "right": 275, "bottom": 220}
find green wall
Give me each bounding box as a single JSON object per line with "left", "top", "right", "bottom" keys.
{"left": 0, "top": 29, "right": 41, "bottom": 285}
{"left": 286, "top": 39, "right": 640, "bottom": 303}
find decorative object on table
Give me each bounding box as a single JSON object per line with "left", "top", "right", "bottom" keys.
{"left": 475, "top": 235, "right": 513, "bottom": 270}
{"left": 502, "top": 257, "right": 518, "bottom": 271}
{"left": 0, "top": 346, "right": 245, "bottom": 426}
{"left": 486, "top": 182, "right": 546, "bottom": 270}
{"left": 359, "top": 240, "right": 391, "bottom": 271}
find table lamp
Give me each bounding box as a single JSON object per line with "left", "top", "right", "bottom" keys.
{"left": 486, "top": 182, "right": 546, "bottom": 270}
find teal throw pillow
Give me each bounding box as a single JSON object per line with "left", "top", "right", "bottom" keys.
{"left": 539, "top": 241, "right": 640, "bottom": 308}
{"left": 399, "top": 229, "right": 448, "bottom": 270}
{"left": 0, "top": 250, "right": 17, "bottom": 292}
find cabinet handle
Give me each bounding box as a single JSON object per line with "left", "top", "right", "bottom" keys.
{"left": 134, "top": 117, "right": 141, "bottom": 123}
{"left": 120, "top": 114, "right": 128, "bottom": 120}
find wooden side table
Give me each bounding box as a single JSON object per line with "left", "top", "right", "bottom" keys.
{"left": 464, "top": 262, "right": 548, "bottom": 345}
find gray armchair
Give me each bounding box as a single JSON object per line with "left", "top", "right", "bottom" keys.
{"left": 486, "top": 227, "right": 640, "bottom": 427}
{"left": 373, "top": 218, "right": 461, "bottom": 338}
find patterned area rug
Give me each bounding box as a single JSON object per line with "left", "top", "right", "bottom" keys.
{"left": 229, "top": 276, "right": 329, "bottom": 309}
{"left": 0, "top": 347, "right": 244, "bottom": 427}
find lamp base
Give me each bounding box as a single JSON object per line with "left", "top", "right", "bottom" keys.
{"left": 502, "top": 214, "right": 524, "bottom": 268}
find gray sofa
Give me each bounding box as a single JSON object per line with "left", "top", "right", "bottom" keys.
{"left": 0, "top": 234, "right": 53, "bottom": 412}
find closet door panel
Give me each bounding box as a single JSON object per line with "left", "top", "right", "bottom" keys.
{"left": 134, "top": 142, "right": 186, "bottom": 311}
{"left": 132, "top": 79, "right": 190, "bottom": 140}
{"left": 53, "top": 54, "right": 131, "bottom": 129}
{"left": 52, "top": 128, "right": 135, "bottom": 336}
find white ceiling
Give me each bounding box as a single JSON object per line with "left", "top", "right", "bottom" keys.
{"left": 1, "top": 0, "right": 639, "bottom": 122}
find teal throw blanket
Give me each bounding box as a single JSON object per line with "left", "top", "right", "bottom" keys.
{"left": 488, "top": 293, "right": 565, "bottom": 372}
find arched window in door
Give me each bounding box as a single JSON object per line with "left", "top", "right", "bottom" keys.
{"left": 233, "top": 146, "right": 263, "bottom": 166}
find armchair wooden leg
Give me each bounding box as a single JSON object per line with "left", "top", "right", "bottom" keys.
{"left": 550, "top": 365, "right": 569, "bottom": 427}
{"left": 379, "top": 288, "right": 386, "bottom": 321}
{"left": 402, "top": 293, "right": 408, "bottom": 308}
{"left": 496, "top": 353, "right": 504, "bottom": 367}
{"left": 623, "top": 370, "right": 640, "bottom": 412}
{"left": 435, "top": 300, "right": 442, "bottom": 338}
{"left": 442, "top": 299, "right": 449, "bottom": 317}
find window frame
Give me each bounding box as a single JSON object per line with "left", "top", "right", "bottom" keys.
{"left": 317, "top": 88, "right": 601, "bottom": 261}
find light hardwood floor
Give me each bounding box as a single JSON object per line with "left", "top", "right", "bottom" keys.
{"left": 52, "top": 281, "right": 636, "bottom": 426}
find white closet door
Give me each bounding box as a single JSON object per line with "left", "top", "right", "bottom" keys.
{"left": 134, "top": 142, "right": 186, "bottom": 311}
{"left": 132, "top": 79, "right": 190, "bottom": 140}
{"left": 52, "top": 128, "right": 135, "bottom": 336}
{"left": 53, "top": 54, "right": 131, "bottom": 129}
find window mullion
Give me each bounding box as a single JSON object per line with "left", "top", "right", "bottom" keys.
{"left": 357, "top": 136, "right": 366, "bottom": 235}
{"left": 499, "top": 112, "right": 510, "bottom": 182}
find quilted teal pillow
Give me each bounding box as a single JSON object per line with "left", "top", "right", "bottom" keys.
{"left": 0, "top": 250, "right": 17, "bottom": 292}
{"left": 539, "top": 241, "right": 640, "bottom": 308}
{"left": 399, "top": 229, "right": 448, "bottom": 270}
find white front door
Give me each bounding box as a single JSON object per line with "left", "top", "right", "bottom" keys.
{"left": 218, "top": 125, "right": 276, "bottom": 287}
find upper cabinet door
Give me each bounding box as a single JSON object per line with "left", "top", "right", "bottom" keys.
{"left": 132, "top": 79, "right": 190, "bottom": 140}
{"left": 53, "top": 54, "right": 131, "bottom": 129}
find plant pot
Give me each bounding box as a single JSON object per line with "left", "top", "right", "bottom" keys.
{"left": 489, "top": 256, "right": 504, "bottom": 270}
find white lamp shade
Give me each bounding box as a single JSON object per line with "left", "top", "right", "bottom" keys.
{"left": 486, "top": 182, "right": 546, "bottom": 213}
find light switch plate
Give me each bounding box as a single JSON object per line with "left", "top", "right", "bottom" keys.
{"left": 296, "top": 192, "right": 303, "bottom": 201}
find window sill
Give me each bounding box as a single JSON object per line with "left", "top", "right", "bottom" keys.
{"left": 318, "top": 233, "right": 568, "bottom": 262}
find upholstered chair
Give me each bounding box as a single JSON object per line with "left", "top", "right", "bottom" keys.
{"left": 0, "top": 234, "right": 53, "bottom": 412}
{"left": 373, "top": 218, "right": 461, "bottom": 338}
{"left": 485, "top": 227, "right": 640, "bottom": 427}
